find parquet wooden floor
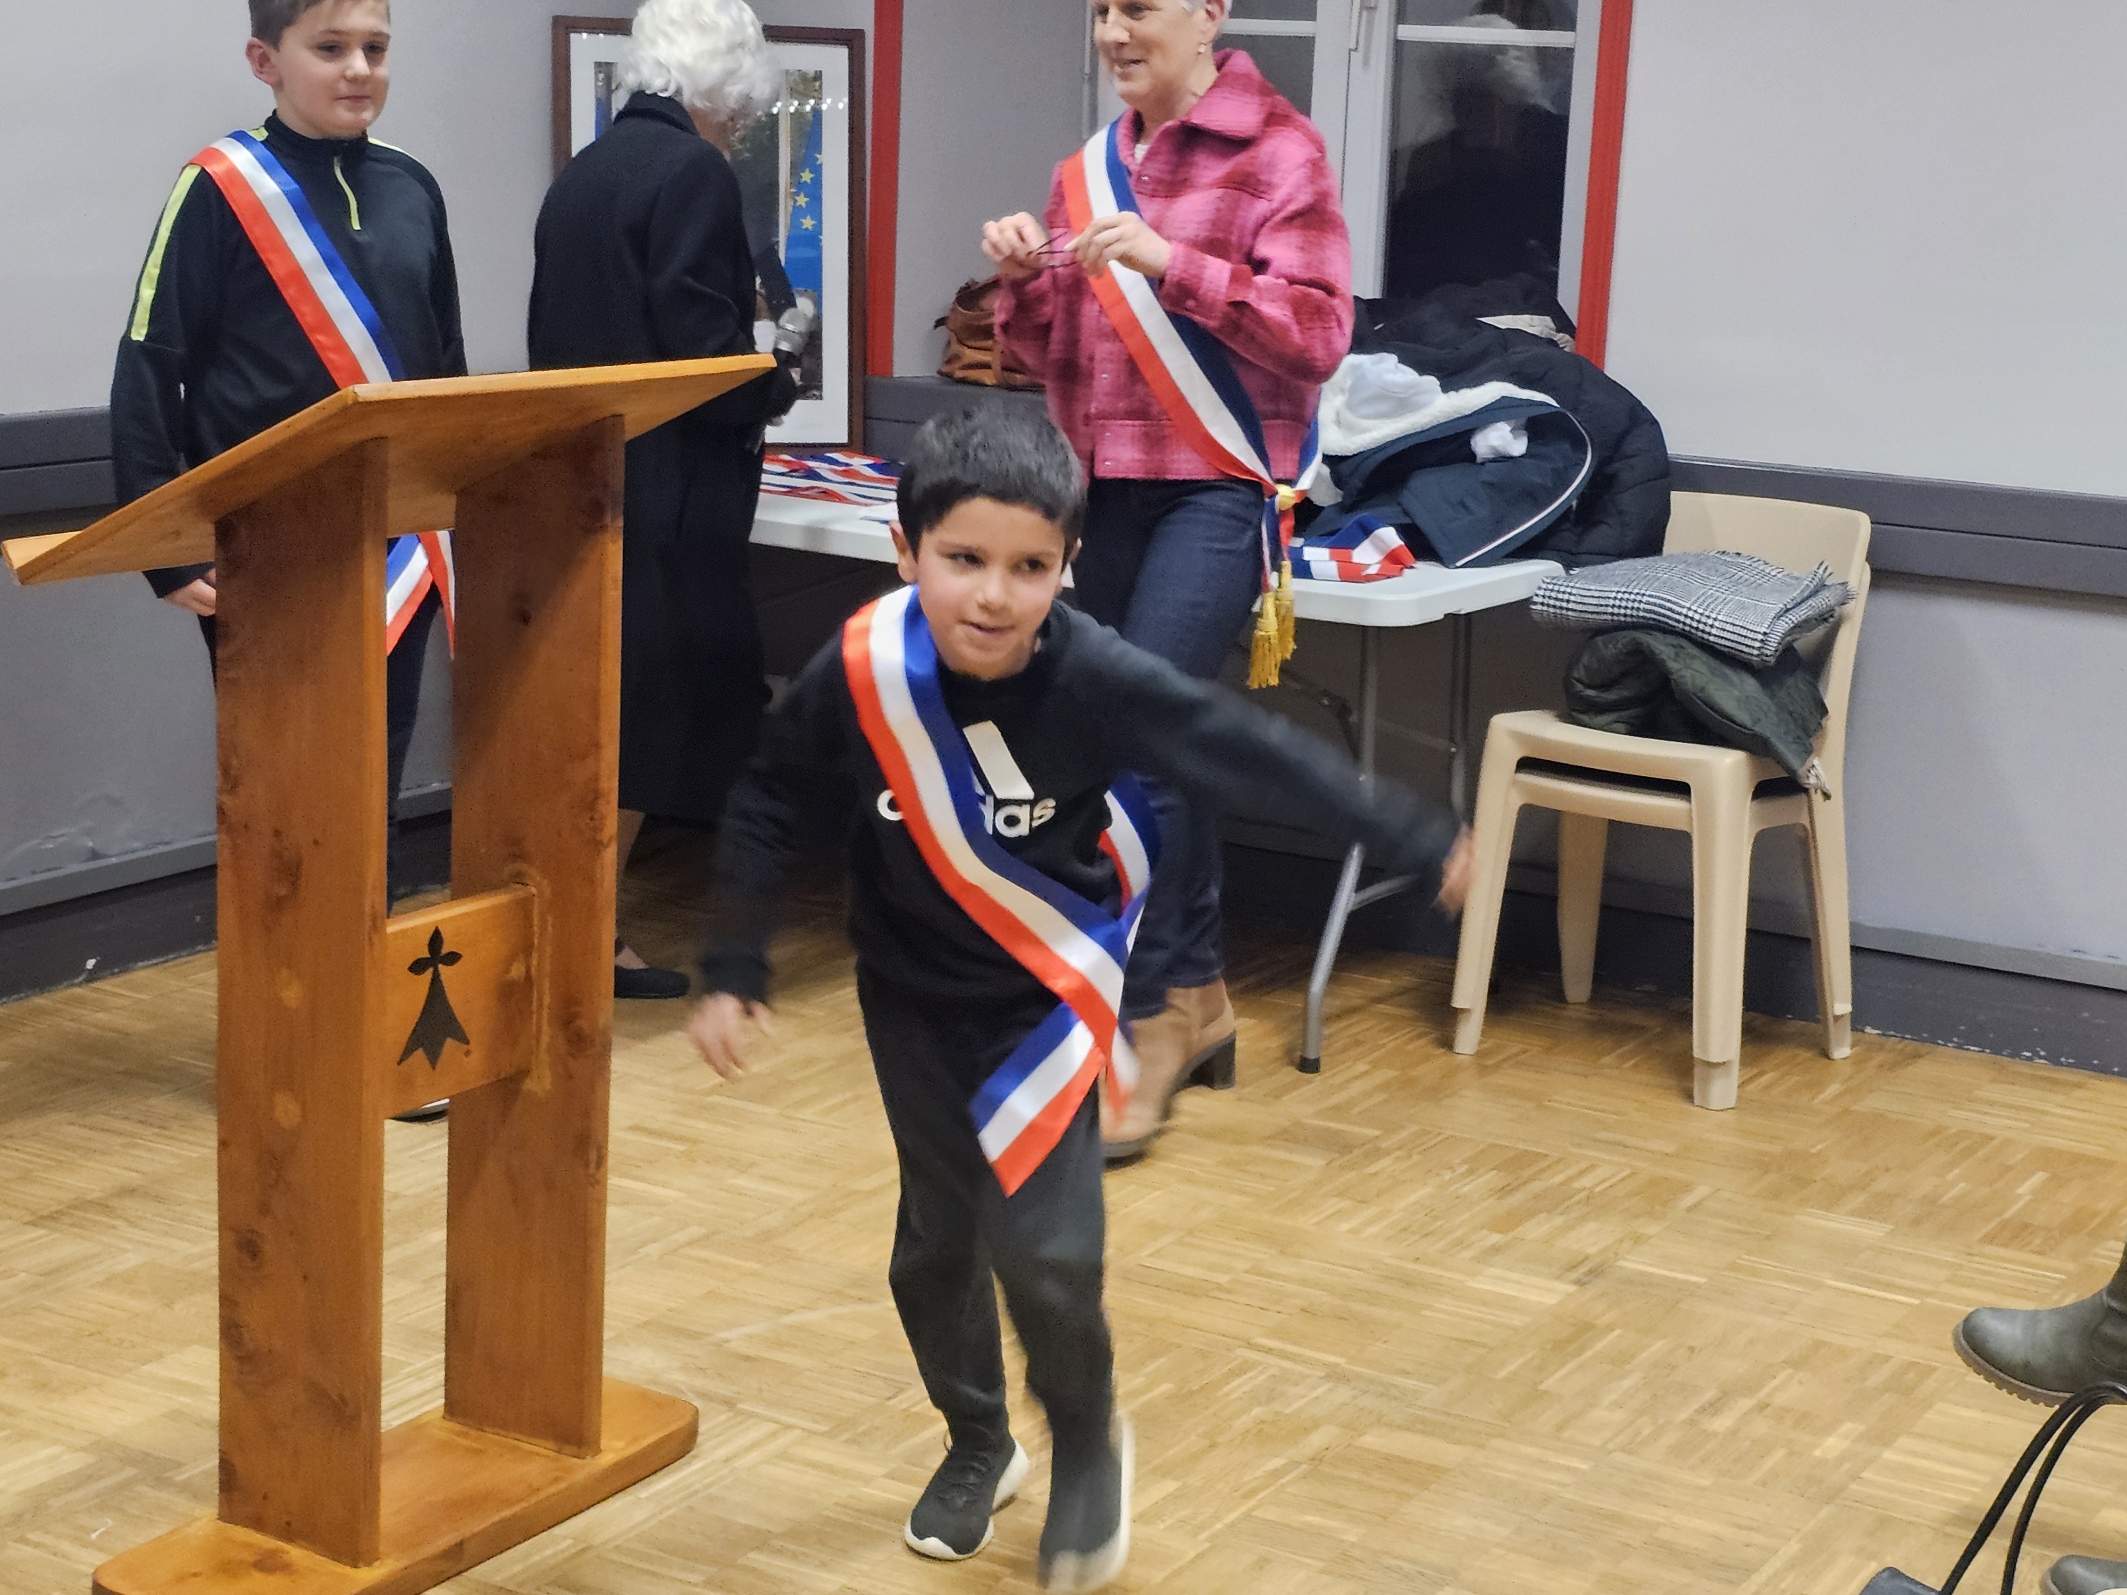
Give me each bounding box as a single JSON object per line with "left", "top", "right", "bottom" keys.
{"left": 3, "top": 829, "right": 2126, "bottom": 1594}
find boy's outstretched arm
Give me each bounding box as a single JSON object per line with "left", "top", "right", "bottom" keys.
{"left": 693, "top": 760, "right": 809, "bottom": 1007}
{"left": 690, "top": 649, "right": 853, "bottom": 1072}
{"left": 1092, "top": 628, "right": 1470, "bottom": 908}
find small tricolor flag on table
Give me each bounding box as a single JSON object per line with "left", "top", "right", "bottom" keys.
{"left": 761, "top": 451, "right": 900, "bottom": 515}
{"left": 1289, "top": 514, "right": 1418, "bottom": 583}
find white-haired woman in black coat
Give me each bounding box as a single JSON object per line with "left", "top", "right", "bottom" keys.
{"left": 529, "top": 0, "right": 794, "bottom": 998}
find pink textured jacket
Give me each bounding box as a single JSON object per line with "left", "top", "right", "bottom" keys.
{"left": 997, "top": 51, "right": 1353, "bottom": 484}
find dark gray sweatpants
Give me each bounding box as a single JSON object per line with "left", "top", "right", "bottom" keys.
{"left": 858, "top": 970, "right": 1115, "bottom": 1457}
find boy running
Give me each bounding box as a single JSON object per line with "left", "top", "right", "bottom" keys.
{"left": 689, "top": 405, "right": 1469, "bottom": 1590}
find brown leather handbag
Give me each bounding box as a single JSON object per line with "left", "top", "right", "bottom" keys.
{"left": 935, "top": 276, "right": 1043, "bottom": 390}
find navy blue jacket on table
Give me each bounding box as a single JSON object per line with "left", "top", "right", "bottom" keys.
{"left": 527, "top": 91, "right": 792, "bottom": 824}
{"left": 697, "top": 603, "right": 1462, "bottom": 1028}
{"left": 112, "top": 114, "right": 466, "bottom": 594}
{"left": 1353, "top": 292, "right": 1670, "bottom": 568}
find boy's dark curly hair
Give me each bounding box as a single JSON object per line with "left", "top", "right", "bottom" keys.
{"left": 896, "top": 406, "right": 1085, "bottom": 548}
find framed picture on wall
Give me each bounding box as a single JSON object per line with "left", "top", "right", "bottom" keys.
{"left": 551, "top": 16, "right": 631, "bottom": 168}
{"left": 550, "top": 18, "right": 867, "bottom": 450}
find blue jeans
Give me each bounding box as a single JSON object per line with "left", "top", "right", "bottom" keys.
{"left": 1074, "top": 477, "right": 1266, "bottom": 1018}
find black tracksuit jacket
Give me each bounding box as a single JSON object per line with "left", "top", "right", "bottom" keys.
{"left": 698, "top": 603, "right": 1462, "bottom": 1012}
{"left": 110, "top": 114, "right": 466, "bottom": 594}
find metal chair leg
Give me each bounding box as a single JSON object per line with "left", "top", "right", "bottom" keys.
{"left": 1299, "top": 842, "right": 1366, "bottom": 1074}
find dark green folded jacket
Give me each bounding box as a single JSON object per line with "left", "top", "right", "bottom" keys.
{"left": 1563, "top": 628, "right": 1828, "bottom": 785}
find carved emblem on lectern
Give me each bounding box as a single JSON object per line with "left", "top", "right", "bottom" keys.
{"left": 400, "top": 927, "right": 471, "bottom": 1068}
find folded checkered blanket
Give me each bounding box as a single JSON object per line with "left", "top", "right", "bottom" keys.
{"left": 1529, "top": 550, "right": 1854, "bottom": 668}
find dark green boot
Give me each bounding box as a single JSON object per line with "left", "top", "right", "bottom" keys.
{"left": 2043, "top": 1556, "right": 2127, "bottom": 1595}
{"left": 1954, "top": 1244, "right": 2127, "bottom": 1404}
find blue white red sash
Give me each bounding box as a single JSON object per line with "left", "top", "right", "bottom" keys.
{"left": 761, "top": 451, "right": 901, "bottom": 517}
{"left": 842, "top": 588, "right": 1158, "bottom": 1195}
{"left": 1062, "top": 120, "right": 1321, "bottom": 675}
{"left": 1290, "top": 514, "right": 1418, "bottom": 584}
{"left": 191, "top": 129, "right": 452, "bottom": 652}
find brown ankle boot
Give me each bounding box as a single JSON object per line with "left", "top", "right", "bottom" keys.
{"left": 1171, "top": 980, "right": 1237, "bottom": 1081}
{"left": 1102, "top": 982, "right": 1239, "bottom": 1165}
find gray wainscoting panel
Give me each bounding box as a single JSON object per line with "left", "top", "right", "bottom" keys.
{"left": 0, "top": 407, "right": 109, "bottom": 469}
{"left": 0, "top": 407, "right": 115, "bottom": 517}
{"left": 1673, "top": 456, "right": 2127, "bottom": 598}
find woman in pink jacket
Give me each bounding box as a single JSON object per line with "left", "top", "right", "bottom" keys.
{"left": 984, "top": 0, "right": 1352, "bottom": 1163}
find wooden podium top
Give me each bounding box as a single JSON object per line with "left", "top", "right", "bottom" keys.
{"left": 3, "top": 355, "right": 773, "bottom": 586}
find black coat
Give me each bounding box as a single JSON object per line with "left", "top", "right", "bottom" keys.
{"left": 528, "top": 93, "right": 789, "bottom": 823}
{"left": 1356, "top": 287, "right": 1671, "bottom": 567}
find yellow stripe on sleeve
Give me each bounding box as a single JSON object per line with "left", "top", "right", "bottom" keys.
{"left": 128, "top": 164, "right": 204, "bottom": 342}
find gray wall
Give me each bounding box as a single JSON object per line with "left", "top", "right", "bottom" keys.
{"left": 1603, "top": 0, "right": 2127, "bottom": 499}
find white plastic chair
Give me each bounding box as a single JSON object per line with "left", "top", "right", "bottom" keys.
{"left": 1448, "top": 492, "right": 1871, "bottom": 1108}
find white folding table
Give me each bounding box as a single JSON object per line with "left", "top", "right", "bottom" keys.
{"left": 751, "top": 495, "right": 1559, "bottom": 1073}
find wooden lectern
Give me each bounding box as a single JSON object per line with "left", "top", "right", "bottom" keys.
{"left": 3, "top": 356, "right": 773, "bottom": 1595}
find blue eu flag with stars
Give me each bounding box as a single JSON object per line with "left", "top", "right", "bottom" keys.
{"left": 784, "top": 110, "right": 823, "bottom": 298}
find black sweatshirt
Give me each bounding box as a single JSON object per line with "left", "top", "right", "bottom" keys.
{"left": 698, "top": 603, "right": 1463, "bottom": 1009}
{"left": 111, "top": 114, "right": 466, "bottom": 594}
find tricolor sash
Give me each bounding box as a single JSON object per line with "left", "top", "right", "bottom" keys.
{"left": 761, "top": 451, "right": 902, "bottom": 516}
{"left": 1061, "top": 118, "right": 1322, "bottom": 685}
{"left": 1290, "top": 514, "right": 1418, "bottom": 584}
{"left": 191, "top": 129, "right": 452, "bottom": 652}
{"left": 843, "top": 588, "right": 1158, "bottom": 1195}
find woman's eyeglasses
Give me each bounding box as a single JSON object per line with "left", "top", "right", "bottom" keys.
{"left": 1029, "top": 232, "right": 1081, "bottom": 269}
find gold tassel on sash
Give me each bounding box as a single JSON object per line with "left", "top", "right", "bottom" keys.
{"left": 1247, "top": 587, "right": 1282, "bottom": 689}
{"left": 1248, "top": 484, "right": 1306, "bottom": 689}
{"left": 1275, "top": 554, "right": 1297, "bottom": 663}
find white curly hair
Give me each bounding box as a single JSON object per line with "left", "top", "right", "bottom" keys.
{"left": 621, "top": 0, "right": 776, "bottom": 123}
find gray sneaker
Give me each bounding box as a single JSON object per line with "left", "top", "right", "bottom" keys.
{"left": 2044, "top": 1557, "right": 2127, "bottom": 1595}
{"left": 903, "top": 1435, "right": 1030, "bottom": 1561}
{"left": 1955, "top": 1245, "right": 2127, "bottom": 1404}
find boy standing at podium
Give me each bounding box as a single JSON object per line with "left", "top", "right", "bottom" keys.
{"left": 688, "top": 407, "right": 1470, "bottom": 1590}
{"left": 111, "top": 0, "right": 465, "bottom": 903}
